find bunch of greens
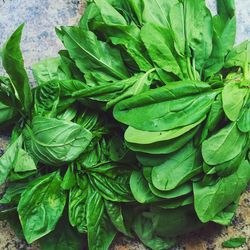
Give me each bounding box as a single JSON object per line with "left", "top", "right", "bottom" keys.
{"left": 0, "top": 0, "right": 249, "bottom": 249}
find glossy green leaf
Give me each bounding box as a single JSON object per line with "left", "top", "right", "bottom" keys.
{"left": 194, "top": 160, "right": 250, "bottom": 222}
{"left": 222, "top": 83, "right": 248, "bottom": 121}
{"left": 114, "top": 81, "right": 214, "bottom": 131}
{"left": 152, "top": 143, "right": 201, "bottom": 191}
{"left": 202, "top": 123, "right": 247, "bottom": 165}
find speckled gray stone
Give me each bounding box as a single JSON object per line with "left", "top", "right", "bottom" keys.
{"left": 0, "top": 0, "right": 250, "bottom": 249}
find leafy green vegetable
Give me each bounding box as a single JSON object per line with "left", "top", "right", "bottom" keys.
{"left": 1, "top": 0, "right": 250, "bottom": 249}
{"left": 222, "top": 237, "right": 246, "bottom": 248}
{"left": 24, "top": 116, "right": 92, "bottom": 166}
{"left": 17, "top": 172, "right": 66, "bottom": 243}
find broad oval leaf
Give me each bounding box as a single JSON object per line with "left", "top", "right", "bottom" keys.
{"left": 24, "top": 116, "right": 92, "bottom": 166}
{"left": 152, "top": 143, "right": 202, "bottom": 191}
{"left": 125, "top": 117, "right": 205, "bottom": 144}
{"left": 202, "top": 123, "right": 247, "bottom": 165}
{"left": 222, "top": 83, "right": 248, "bottom": 121}
{"left": 114, "top": 81, "right": 214, "bottom": 131}
{"left": 17, "top": 172, "right": 66, "bottom": 243}
{"left": 193, "top": 160, "right": 250, "bottom": 223}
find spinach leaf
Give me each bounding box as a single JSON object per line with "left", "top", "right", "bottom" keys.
{"left": 58, "top": 26, "right": 129, "bottom": 81}
{"left": 222, "top": 83, "right": 248, "bottom": 121}
{"left": 193, "top": 160, "right": 250, "bottom": 222}
{"left": 152, "top": 143, "right": 201, "bottom": 191}
{"left": 114, "top": 81, "right": 214, "bottom": 131}
{"left": 202, "top": 122, "right": 247, "bottom": 165}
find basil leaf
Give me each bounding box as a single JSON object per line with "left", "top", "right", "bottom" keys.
{"left": 58, "top": 26, "right": 129, "bottom": 81}
{"left": 24, "top": 116, "right": 92, "bottom": 166}
{"left": 86, "top": 188, "right": 116, "bottom": 250}
{"left": 17, "top": 172, "right": 66, "bottom": 243}
{"left": 0, "top": 135, "right": 22, "bottom": 185}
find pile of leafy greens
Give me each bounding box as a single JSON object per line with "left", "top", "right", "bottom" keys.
{"left": 0, "top": 0, "right": 249, "bottom": 249}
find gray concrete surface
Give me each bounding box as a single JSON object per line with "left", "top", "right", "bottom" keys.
{"left": 0, "top": 0, "right": 250, "bottom": 249}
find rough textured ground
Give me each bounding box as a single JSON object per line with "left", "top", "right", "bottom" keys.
{"left": 0, "top": 0, "right": 250, "bottom": 249}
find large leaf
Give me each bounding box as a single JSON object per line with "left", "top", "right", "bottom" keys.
{"left": 114, "top": 81, "right": 214, "bottom": 131}
{"left": 202, "top": 123, "right": 247, "bottom": 165}
{"left": 24, "top": 116, "right": 92, "bottom": 166}
{"left": 58, "top": 26, "right": 128, "bottom": 81}
{"left": 193, "top": 160, "right": 250, "bottom": 222}
{"left": 151, "top": 143, "right": 201, "bottom": 191}
{"left": 17, "top": 172, "right": 66, "bottom": 243}
{"left": 2, "top": 24, "right": 32, "bottom": 113}
{"left": 125, "top": 118, "right": 204, "bottom": 144}
{"left": 142, "top": 0, "right": 178, "bottom": 26}
{"left": 222, "top": 83, "right": 248, "bottom": 121}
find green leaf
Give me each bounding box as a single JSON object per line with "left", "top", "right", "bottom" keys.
{"left": 222, "top": 237, "right": 246, "bottom": 248}
{"left": 0, "top": 102, "right": 16, "bottom": 125}
{"left": 202, "top": 123, "right": 247, "bottom": 165}
{"left": 152, "top": 143, "right": 201, "bottom": 191}
{"left": 90, "top": 170, "right": 134, "bottom": 202}
{"left": 86, "top": 188, "right": 116, "bottom": 250}
{"left": 133, "top": 212, "right": 176, "bottom": 250}
{"left": 0, "top": 135, "right": 22, "bottom": 185}
{"left": 193, "top": 160, "right": 250, "bottom": 222}
{"left": 105, "top": 200, "right": 132, "bottom": 237}
{"left": 2, "top": 24, "right": 32, "bottom": 113}
{"left": 0, "top": 182, "right": 27, "bottom": 205}
{"left": 222, "top": 83, "right": 248, "bottom": 121}
{"left": 32, "top": 57, "right": 65, "bottom": 85}
{"left": 17, "top": 172, "right": 66, "bottom": 243}
{"left": 69, "top": 185, "right": 88, "bottom": 233}
{"left": 125, "top": 117, "right": 204, "bottom": 144}
{"left": 114, "top": 81, "right": 214, "bottom": 131}
{"left": 13, "top": 148, "right": 37, "bottom": 172}
{"left": 127, "top": 126, "right": 199, "bottom": 155}
{"left": 141, "top": 23, "right": 183, "bottom": 79}
{"left": 142, "top": 0, "right": 178, "bottom": 26}
{"left": 130, "top": 171, "right": 159, "bottom": 203}
{"left": 24, "top": 116, "right": 92, "bottom": 166}
{"left": 212, "top": 199, "right": 239, "bottom": 226}
{"left": 58, "top": 26, "right": 129, "bottom": 81}
{"left": 237, "top": 97, "right": 250, "bottom": 132}
{"left": 34, "top": 81, "right": 60, "bottom": 117}
{"left": 149, "top": 183, "right": 193, "bottom": 199}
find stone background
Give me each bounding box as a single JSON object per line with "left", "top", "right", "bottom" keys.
{"left": 0, "top": 0, "right": 250, "bottom": 249}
